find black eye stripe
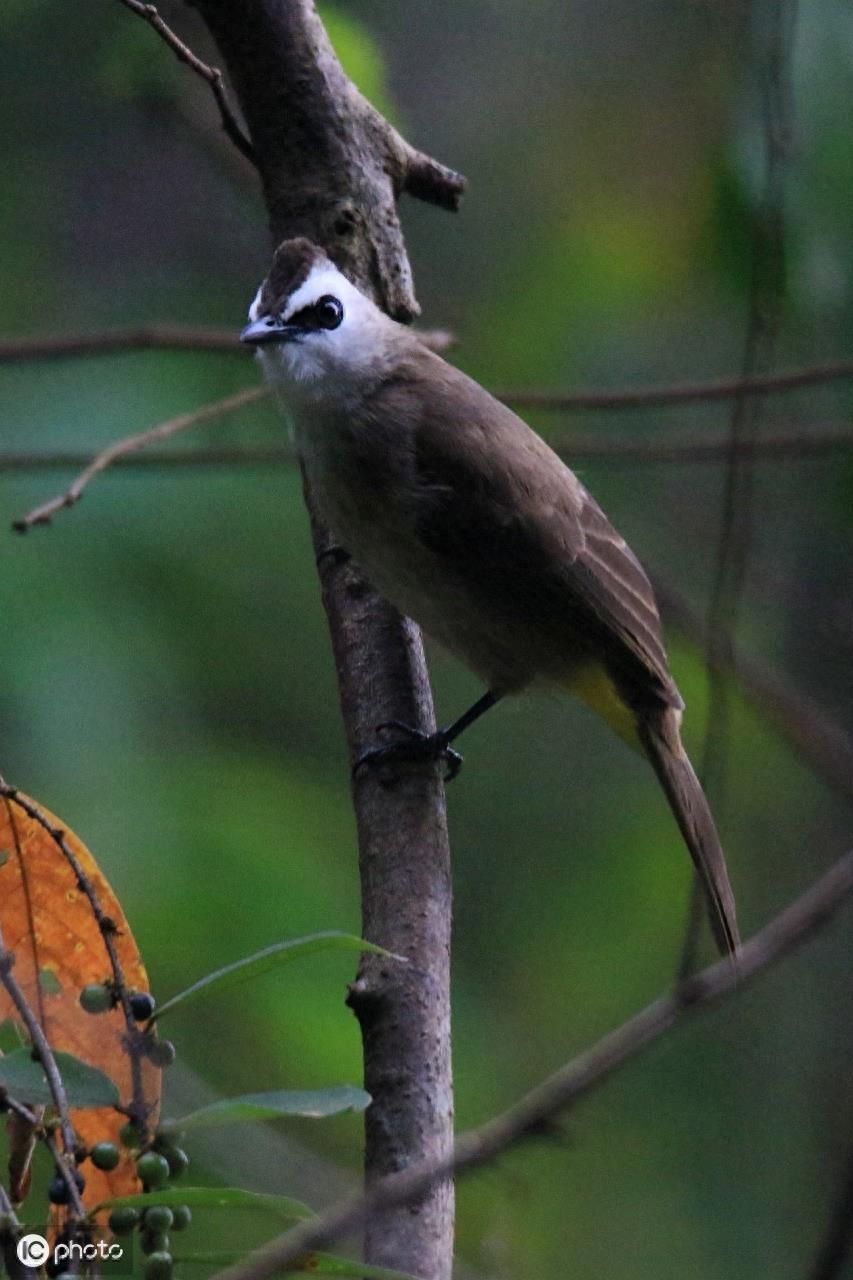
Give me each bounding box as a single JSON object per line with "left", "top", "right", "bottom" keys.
{"left": 287, "top": 295, "right": 343, "bottom": 331}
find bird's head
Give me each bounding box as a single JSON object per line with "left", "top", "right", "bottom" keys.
{"left": 240, "top": 238, "right": 392, "bottom": 397}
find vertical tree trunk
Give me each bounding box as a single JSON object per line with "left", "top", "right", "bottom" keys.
{"left": 190, "top": 3, "right": 464, "bottom": 1274}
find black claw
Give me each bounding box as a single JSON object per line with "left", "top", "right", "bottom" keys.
{"left": 353, "top": 722, "right": 464, "bottom": 783}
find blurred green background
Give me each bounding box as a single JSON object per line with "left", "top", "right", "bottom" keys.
{"left": 2, "top": 1, "right": 853, "bottom": 1276}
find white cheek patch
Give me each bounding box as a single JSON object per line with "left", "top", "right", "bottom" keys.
{"left": 248, "top": 284, "right": 265, "bottom": 322}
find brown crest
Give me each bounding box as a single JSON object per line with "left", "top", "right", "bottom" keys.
{"left": 260, "top": 238, "right": 326, "bottom": 316}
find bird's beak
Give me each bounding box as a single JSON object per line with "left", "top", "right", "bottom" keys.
{"left": 239, "top": 315, "right": 299, "bottom": 346}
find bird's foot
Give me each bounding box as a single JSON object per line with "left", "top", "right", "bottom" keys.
{"left": 353, "top": 721, "right": 463, "bottom": 783}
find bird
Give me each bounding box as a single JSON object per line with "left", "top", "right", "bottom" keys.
{"left": 240, "top": 237, "right": 740, "bottom": 958}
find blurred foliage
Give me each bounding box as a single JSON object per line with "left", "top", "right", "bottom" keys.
{"left": 1, "top": 1, "right": 852, "bottom": 1278}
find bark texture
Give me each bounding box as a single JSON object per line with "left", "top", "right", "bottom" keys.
{"left": 189, "top": 3, "right": 463, "bottom": 1275}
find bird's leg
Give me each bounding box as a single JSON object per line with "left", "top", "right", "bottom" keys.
{"left": 353, "top": 690, "right": 501, "bottom": 783}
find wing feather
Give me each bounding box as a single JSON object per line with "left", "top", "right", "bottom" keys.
{"left": 374, "top": 351, "right": 680, "bottom": 708}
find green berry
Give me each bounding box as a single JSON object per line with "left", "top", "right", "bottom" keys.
{"left": 91, "top": 1141, "right": 121, "bottom": 1171}
{"left": 80, "top": 983, "right": 113, "bottom": 1014}
{"left": 136, "top": 1151, "right": 170, "bottom": 1190}
{"left": 147, "top": 1039, "right": 176, "bottom": 1069}
{"left": 119, "top": 1121, "right": 145, "bottom": 1149}
{"left": 142, "top": 1232, "right": 170, "bottom": 1256}
{"left": 165, "top": 1146, "right": 189, "bottom": 1179}
{"left": 130, "top": 992, "right": 156, "bottom": 1022}
{"left": 108, "top": 1206, "right": 140, "bottom": 1235}
{"left": 143, "top": 1207, "right": 173, "bottom": 1233}
{"left": 171, "top": 1205, "right": 192, "bottom": 1231}
{"left": 144, "top": 1251, "right": 173, "bottom": 1280}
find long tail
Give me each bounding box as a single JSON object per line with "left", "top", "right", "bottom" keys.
{"left": 637, "top": 708, "right": 740, "bottom": 958}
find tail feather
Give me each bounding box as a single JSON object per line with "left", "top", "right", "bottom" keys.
{"left": 637, "top": 710, "right": 740, "bottom": 959}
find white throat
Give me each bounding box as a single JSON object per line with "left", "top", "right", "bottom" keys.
{"left": 251, "top": 262, "right": 396, "bottom": 407}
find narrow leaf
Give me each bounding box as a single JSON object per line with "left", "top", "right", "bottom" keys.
{"left": 154, "top": 932, "right": 400, "bottom": 1021}
{"left": 0, "top": 1048, "right": 119, "bottom": 1108}
{"left": 94, "top": 1185, "right": 313, "bottom": 1220}
{"left": 166, "top": 1086, "right": 371, "bottom": 1131}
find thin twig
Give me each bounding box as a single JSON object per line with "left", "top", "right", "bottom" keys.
{"left": 0, "top": 326, "right": 454, "bottom": 362}
{"left": 680, "top": 0, "right": 798, "bottom": 979}
{"left": 505, "top": 361, "right": 853, "bottom": 410}
{"left": 11, "top": 385, "right": 271, "bottom": 532}
{"left": 0, "top": 1174, "right": 30, "bottom": 1280}
{"left": 3, "top": 322, "right": 853, "bottom": 410}
{"left": 0, "top": 1183, "right": 21, "bottom": 1221}
{"left": 0, "top": 924, "right": 86, "bottom": 1217}
{"left": 0, "top": 325, "right": 241, "bottom": 361}
{"left": 4, "top": 423, "right": 853, "bottom": 478}
{"left": 206, "top": 848, "right": 853, "bottom": 1280}
{"left": 115, "top": 0, "right": 255, "bottom": 162}
{"left": 0, "top": 784, "right": 150, "bottom": 1132}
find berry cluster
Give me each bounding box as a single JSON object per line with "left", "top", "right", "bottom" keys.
{"left": 79, "top": 984, "right": 176, "bottom": 1067}
{"left": 70, "top": 983, "right": 187, "bottom": 1279}
{"left": 108, "top": 1126, "right": 192, "bottom": 1280}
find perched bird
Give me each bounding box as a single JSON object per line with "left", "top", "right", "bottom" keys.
{"left": 241, "top": 238, "right": 740, "bottom": 957}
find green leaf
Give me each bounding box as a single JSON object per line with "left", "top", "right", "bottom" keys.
{"left": 0, "top": 1020, "right": 24, "bottom": 1052}
{"left": 0, "top": 1048, "right": 119, "bottom": 1108}
{"left": 93, "top": 1186, "right": 313, "bottom": 1220}
{"left": 165, "top": 1086, "right": 371, "bottom": 1131}
{"left": 153, "top": 932, "right": 399, "bottom": 1021}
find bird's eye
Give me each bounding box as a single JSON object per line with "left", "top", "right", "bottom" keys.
{"left": 314, "top": 295, "right": 343, "bottom": 330}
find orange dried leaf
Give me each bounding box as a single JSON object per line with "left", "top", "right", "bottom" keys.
{"left": 0, "top": 792, "right": 160, "bottom": 1213}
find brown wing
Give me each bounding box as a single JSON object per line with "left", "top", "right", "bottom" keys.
{"left": 402, "top": 353, "right": 680, "bottom": 709}
{"left": 570, "top": 489, "right": 682, "bottom": 708}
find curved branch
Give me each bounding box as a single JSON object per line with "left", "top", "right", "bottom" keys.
{"left": 207, "top": 848, "right": 853, "bottom": 1280}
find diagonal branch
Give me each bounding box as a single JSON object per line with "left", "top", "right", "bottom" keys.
{"left": 115, "top": 0, "right": 255, "bottom": 162}
{"left": 206, "top": 847, "right": 853, "bottom": 1280}
{"left": 11, "top": 385, "right": 270, "bottom": 532}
